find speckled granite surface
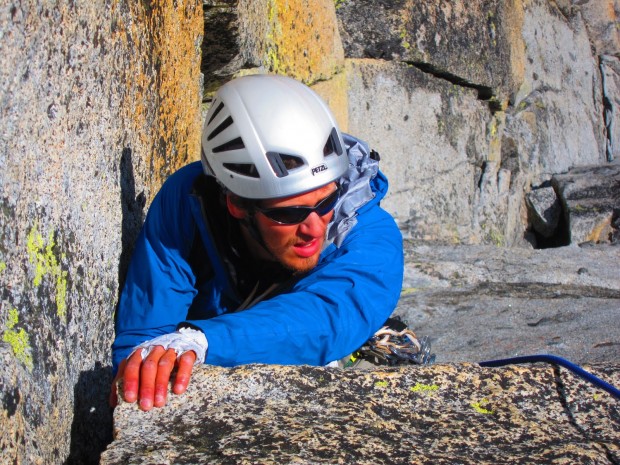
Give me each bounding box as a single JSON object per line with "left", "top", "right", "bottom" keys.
{"left": 101, "top": 363, "right": 619, "bottom": 464}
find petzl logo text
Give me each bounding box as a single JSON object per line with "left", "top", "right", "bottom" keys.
{"left": 311, "top": 164, "right": 328, "bottom": 176}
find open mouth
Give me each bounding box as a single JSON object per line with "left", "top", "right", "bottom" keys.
{"left": 292, "top": 238, "right": 321, "bottom": 258}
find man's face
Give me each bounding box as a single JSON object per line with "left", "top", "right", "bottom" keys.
{"left": 235, "top": 182, "right": 338, "bottom": 273}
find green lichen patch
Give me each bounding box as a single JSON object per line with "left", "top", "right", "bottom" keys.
{"left": 26, "top": 225, "right": 68, "bottom": 320}
{"left": 3, "top": 308, "right": 34, "bottom": 371}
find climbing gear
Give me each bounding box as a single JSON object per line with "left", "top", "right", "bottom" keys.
{"left": 480, "top": 354, "right": 620, "bottom": 401}
{"left": 254, "top": 185, "right": 341, "bottom": 224}
{"left": 131, "top": 327, "right": 209, "bottom": 365}
{"left": 343, "top": 317, "right": 436, "bottom": 368}
{"left": 201, "top": 74, "right": 349, "bottom": 200}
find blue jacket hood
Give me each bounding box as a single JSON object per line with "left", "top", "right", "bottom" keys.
{"left": 327, "top": 133, "right": 387, "bottom": 247}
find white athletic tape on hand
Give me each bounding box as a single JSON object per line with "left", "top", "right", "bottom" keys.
{"left": 132, "top": 327, "right": 208, "bottom": 365}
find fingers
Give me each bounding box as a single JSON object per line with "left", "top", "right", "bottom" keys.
{"left": 116, "top": 347, "right": 197, "bottom": 411}
{"left": 172, "top": 351, "right": 196, "bottom": 395}
{"left": 122, "top": 350, "right": 145, "bottom": 404}
{"left": 138, "top": 345, "right": 166, "bottom": 411}
{"left": 153, "top": 349, "right": 178, "bottom": 407}
{"left": 109, "top": 359, "right": 127, "bottom": 408}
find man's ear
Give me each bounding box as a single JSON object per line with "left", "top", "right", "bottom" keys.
{"left": 226, "top": 193, "right": 248, "bottom": 220}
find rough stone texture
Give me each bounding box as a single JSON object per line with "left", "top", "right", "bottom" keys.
{"left": 601, "top": 55, "right": 620, "bottom": 161}
{"left": 526, "top": 185, "right": 562, "bottom": 238}
{"left": 344, "top": 59, "right": 525, "bottom": 246}
{"left": 552, "top": 160, "right": 620, "bottom": 245}
{"left": 3, "top": 0, "right": 620, "bottom": 463}
{"left": 334, "top": 0, "right": 613, "bottom": 246}
{"left": 506, "top": 0, "right": 605, "bottom": 177}
{"left": 397, "top": 242, "right": 620, "bottom": 365}
{"left": 0, "top": 1, "right": 203, "bottom": 463}
{"left": 102, "top": 362, "right": 620, "bottom": 464}
{"left": 337, "top": 0, "right": 522, "bottom": 100}
{"left": 201, "top": 0, "right": 344, "bottom": 97}
{"left": 579, "top": 0, "right": 620, "bottom": 56}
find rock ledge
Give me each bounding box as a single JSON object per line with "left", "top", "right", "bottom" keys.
{"left": 102, "top": 363, "right": 619, "bottom": 465}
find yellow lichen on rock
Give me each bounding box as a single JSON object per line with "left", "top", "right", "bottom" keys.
{"left": 2, "top": 308, "right": 34, "bottom": 371}
{"left": 265, "top": 0, "right": 345, "bottom": 84}
{"left": 26, "top": 225, "right": 68, "bottom": 321}
{"left": 112, "top": 0, "right": 203, "bottom": 201}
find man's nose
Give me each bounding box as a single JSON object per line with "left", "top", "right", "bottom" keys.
{"left": 298, "top": 211, "right": 327, "bottom": 236}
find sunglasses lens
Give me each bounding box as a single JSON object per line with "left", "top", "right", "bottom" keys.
{"left": 316, "top": 189, "right": 340, "bottom": 214}
{"left": 264, "top": 209, "right": 310, "bottom": 224}
{"left": 258, "top": 187, "right": 341, "bottom": 225}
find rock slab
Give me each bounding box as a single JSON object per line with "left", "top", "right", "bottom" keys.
{"left": 397, "top": 242, "right": 620, "bottom": 365}
{"left": 102, "top": 363, "right": 619, "bottom": 465}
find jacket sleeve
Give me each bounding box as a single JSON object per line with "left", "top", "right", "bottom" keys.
{"left": 186, "top": 201, "right": 404, "bottom": 367}
{"left": 111, "top": 166, "right": 200, "bottom": 372}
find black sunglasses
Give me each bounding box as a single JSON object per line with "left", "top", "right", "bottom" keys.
{"left": 254, "top": 186, "right": 341, "bottom": 225}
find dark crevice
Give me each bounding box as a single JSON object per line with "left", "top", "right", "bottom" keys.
{"left": 477, "top": 161, "right": 487, "bottom": 190}
{"left": 600, "top": 56, "right": 615, "bottom": 163}
{"left": 408, "top": 61, "right": 501, "bottom": 112}
{"left": 528, "top": 210, "right": 571, "bottom": 249}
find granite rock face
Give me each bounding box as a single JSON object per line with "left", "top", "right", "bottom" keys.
{"left": 0, "top": 1, "right": 203, "bottom": 463}
{"left": 397, "top": 242, "right": 620, "bottom": 365}
{"left": 552, "top": 160, "right": 620, "bottom": 245}
{"left": 102, "top": 362, "right": 620, "bottom": 465}
{"left": 333, "top": 0, "right": 613, "bottom": 245}
{"left": 337, "top": 0, "right": 520, "bottom": 98}
{"left": 201, "top": 0, "right": 344, "bottom": 96}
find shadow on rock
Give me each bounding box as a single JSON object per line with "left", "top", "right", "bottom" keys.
{"left": 66, "top": 362, "right": 114, "bottom": 465}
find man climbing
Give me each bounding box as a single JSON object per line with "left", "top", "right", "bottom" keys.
{"left": 110, "top": 74, "right": 404, "bottom": 411}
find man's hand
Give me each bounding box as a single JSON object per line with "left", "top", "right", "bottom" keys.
{"left": 109, "top": 347, "right": 196, "bottom": 411}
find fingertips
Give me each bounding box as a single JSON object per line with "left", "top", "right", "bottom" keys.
{"left": 138, "top": 346, "right": 166, "bottom": 411}
{"left": 122, "top": 355, "right": 142, "bottom": 403}
{"left": 153, "top": 349, "right": 177, "bottom": 407}
{"left": 173, "top": 351, "right": 196, "bottom": 394}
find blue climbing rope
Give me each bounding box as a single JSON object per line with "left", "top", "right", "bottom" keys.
{"left": 480, "top": 354, "right": 620, "bottom": 400}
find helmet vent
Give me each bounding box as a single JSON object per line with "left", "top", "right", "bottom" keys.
{"left": 223, "top": 163, "right": 259, "bottom": 178}
{"left": 207, "top": 101, "right": 224, "bottom": 125}
{"left": 267, "top": 152, "right": 305, "bottom": 178}
{"left": 212, "top": 137, "right": 245, "bottom": 153}
{"left": 207, "top": 116, "right": 234, "bottom": 141}
{"left": 323, "top": 127, "right": 344, "bottom": 157}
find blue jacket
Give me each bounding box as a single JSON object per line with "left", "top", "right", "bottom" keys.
{"left": 112, "top": 136, "right": 404, "bottom": 372}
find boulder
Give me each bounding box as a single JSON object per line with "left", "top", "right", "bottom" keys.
{"left": 526, "top": 185, "right": 562, "bottom": 238}
{"left": 552, "top": 160, "right": 620, "bottom": 245}
{"left": 101, "top": 362, "right": 619, "bottom": 464}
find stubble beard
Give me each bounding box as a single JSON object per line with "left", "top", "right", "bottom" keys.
{"left": 261, "top": 234, "right": 322, "bottom": 273}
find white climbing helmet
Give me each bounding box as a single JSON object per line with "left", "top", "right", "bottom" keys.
{"left": 201, "top": 74, "right": 349, "bottom": 199}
